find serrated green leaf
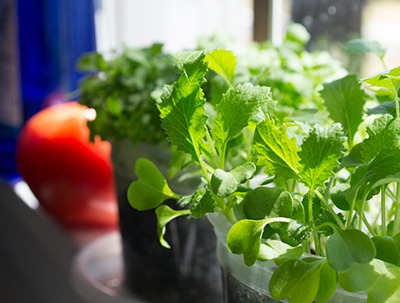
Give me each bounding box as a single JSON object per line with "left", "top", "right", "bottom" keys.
{"left": 189, "top": 188, "right": 215, "bottom": 218}
{"left": 363, "top": 66, "right": 400, "bottom": 101}
{"left": 326, "top": 228, "right": 376, "bottom": 272}
{"left": 158, "top": 52, "right": 208, "bottom": 162}
{"left": 299, "top": 124, "right": 345, "bottom": 189}
{"left": 205, "top": 49, "right": 237, "bottom": 85}
{"left": 360, "top": 116, "right": 400, "bottom": 162}
{"left": 320, "top": 74, "right": 367, "bottom": 147}
{"left": 155, "top": 205, "right": 190, "bottom": 248}
{"left": 270, "top": 258, "right": 322, "bottom": 303}
{"left": 343, "top": 39, "right": 386, "bottom": 59}
{"left": 212, "top": 84, "right": 273, "bottom": 157}
{"left": 351, "top": 149, "right": 400, "bottom": 191}
{"left": 127, "top": 158, "right": 179, "bottom": 211}
{"left": 252, "top": 117, "right": 300, "bottom": 181}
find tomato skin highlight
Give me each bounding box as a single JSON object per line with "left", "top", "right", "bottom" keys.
{"left": 16, "top": 102, "right": 118, "bottom": 227}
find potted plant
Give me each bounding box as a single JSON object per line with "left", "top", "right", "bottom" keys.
{"left": 76, "top": 43, "right": 223, "bottom": 302}
{"left": 128, "top": 40, "right": 400, "bottom": 302}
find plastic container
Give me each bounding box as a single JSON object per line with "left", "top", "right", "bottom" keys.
{"left": 71, "top": 231, "right": 146, "bottom": 303}
{"left": 110, "top": 141, "right": 223, "bottom": 303}
{"left": 207, "top": 213, "right": 367, "bottom": 303}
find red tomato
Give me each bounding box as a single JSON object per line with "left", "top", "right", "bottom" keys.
{"left": 16, "top": 101, "right": 118, "bottom": 227}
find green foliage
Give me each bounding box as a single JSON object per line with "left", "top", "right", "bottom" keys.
{"left": 127, "top": 158, "right": 179, "bottom": 211}
{"left": 320, "top": 74, "right": 367, "bottom": 147}
{"left": 125, "top": 33, "right": 400, "bottom": 303}
{"left": 77, "top": 43, "right": 179, "bottom": 144}
{"left": 252, "top": 117, "right": 300, "bottom": 182}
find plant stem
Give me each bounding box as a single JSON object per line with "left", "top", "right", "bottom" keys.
{"left": 346, "top": 187, "right": 359, "bottom": 229}
{"left": 358, "top": 191, "right": 369, "bottom": 231}
{"left": 393, "top": 183, "right": 400, "bottom": 234}
{"left": 314, "top": 189, "right": 345, "bottom": 230}
{"left": 381, "top": 184, "right": 387, "bottom": 236}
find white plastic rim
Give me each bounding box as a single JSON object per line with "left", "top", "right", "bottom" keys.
{"left": 71, "top": 231, "right": 147, "bottom": 303}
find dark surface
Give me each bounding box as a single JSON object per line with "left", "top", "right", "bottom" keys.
{"left": 117, "top": 187, "right": 223, "bottom": 303}
{"left": 0, "top": 180, "right": 85, "bottom": 303}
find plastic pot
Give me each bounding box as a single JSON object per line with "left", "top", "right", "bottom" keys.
{"left": 111, "top": 140, "right": 223, "bottom": 303}
{"left": 207, "top": 213, "right": 367, "bottom": 303}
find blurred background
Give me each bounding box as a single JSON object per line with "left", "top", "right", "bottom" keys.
{"left": 1, "top": 0, "right": 400, "bottom": 302}
{"left": 2, "top": 0, "right": 400, "bottom": 183}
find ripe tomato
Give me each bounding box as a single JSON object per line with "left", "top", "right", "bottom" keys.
{"left": 16, "top": 101, "right": 118, "bottom": 227}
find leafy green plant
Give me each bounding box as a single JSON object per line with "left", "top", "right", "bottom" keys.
{"left": 127, "top": 40, "right": 400, "bottom": 303}
{"left": 77, "top": 43, "right": 179, "bottom": 144}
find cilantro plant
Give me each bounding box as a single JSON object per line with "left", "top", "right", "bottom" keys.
{"left": 77, "top": 43, "right": 179, "bottom": 144}
{"left": 128, "top": 43, "right": 400, "bottom": 303}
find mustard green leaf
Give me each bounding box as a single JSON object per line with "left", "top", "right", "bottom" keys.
{"left": 326, "top": 228, "right": 376, "bottom": 272}
{"left": 270, "top": 258, "right": 322, "bottom": 303}
{"left": 343, "top": 39, "right": 386, "bottom": 59}
{"left": 127, "top": 158, "right": 178, "bottom": 211}
{"left": 299, "top": 124, "right": 345, "bottom": 189}
{"left": 189, "top": 188, "right": 215, "bottom": 219}
{"left": 258, "top": 239, "right": 303, "bottom": 265}
{"left": 339, "top": 259, "right": 400, "bottom": 302}
{"left": 252, "top": 117, "right": 301, "bottom": 182}
{"left": 363, "top": 66, "right": 400, "bottom": 101}
{"left": 155, "top": 205, "right": 190, "bottom": 248}
{"left": 359, "top": 115, "right": 400, "bottom": 163}
{"left": 227, "top": 219, "right": 269, "bottom": 266}
{"left": 212, "top": 84, "right": 273, "bottom": 156}
{"left": 211, "top": 162, "right": 256, "bottom": 197}
{"left": 158, "top": 52, "right": 208, "bottom": 162}
{"left": 320, "top": 74, "right": 367, "bottom": 147}
{"left": 205, "top": 49, "right": 237, "bottom": 85}
{"left": 315, "top": 261, "right": 337, "bottom": 303}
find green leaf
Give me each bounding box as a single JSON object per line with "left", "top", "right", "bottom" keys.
{"left": 252, "top": 117, "right": 300, "bottom": 181}
{"left": 227, "top": 219, "right": 268, "bottom": 266}
{"left": 326, "top": 228, "right": 376, "bottom": 272}
{"left": 76, "top": 52, "right": 107, "bottom": 71}
{"left": 351, "top": 150, "right": 400, "bottom": 191}
{"left": 189, "top": 188, "right": 215, "bottom": 219}
{"left": 339, "top": 258, "right": 400, "bottom": 302}
{"left": 242, "top": 187, "right": 293, "bottom": 222}
{"left": 158, "top": 52, "right": 208, "bottom": 162}
{"left": 227, "top": 218, "right": 291, "bottom": 266}
{"left": 360, "top": 115, "right": 400, "bottom": 162}
{"left": 315, "top": 261, "right": 337, "bottom": 303}
{"left": 155, "top": 205, "right": 190, "bottom": 248}
{"left": 127, "top": 158, "right": 178, "bottom": 210}
{"left": 372, "top": 236, "right": 400, "bottom": 266}
{"left": 269, "top": 258, "right": 322, "bottom": 303}
{"left": 363, "top": 66, "right": 400, "bottom": 99}
{"left": 320, "top": 74, "right": 367, "bottom": 146}
{"left": 211, "top": 162, "right": 256, "bottom": 197}
{"left": 212, "top": 84, "right": 273, "bottom": 156}
{"left": 343, "top": 39, "right": 386, "bottom": 59}
{"left": 205, "top": 49, "right": 237, "bottom": 85}
{"left": 367, "top": 101, "right": 396, "bottom": 116}
{"left": 299, "top": 124, "right": 345, "bottom": 189}
{"left": 258, "top": 239, "right": 303, "bottom": 265}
